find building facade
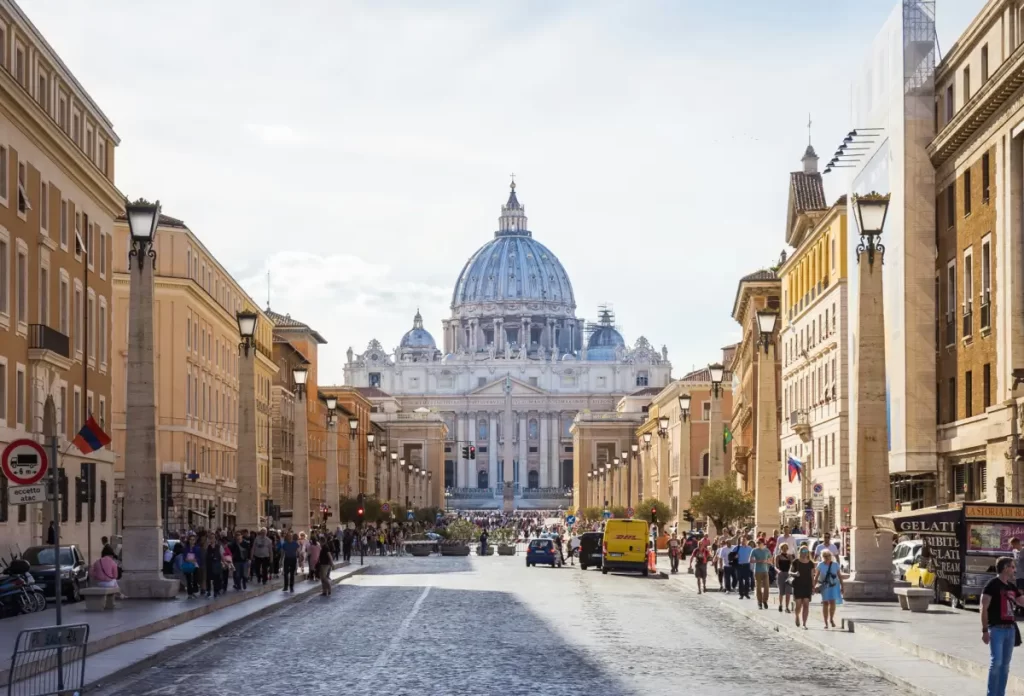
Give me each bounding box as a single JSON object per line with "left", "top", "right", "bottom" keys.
{"left": 344, "top": 183, "right": 672, "bottom": 507}
{"left": 111, "top": 214, "right": 277, "bottom": 533}
{"left": 0, "top": 0, "right": 120, "bottom": 557}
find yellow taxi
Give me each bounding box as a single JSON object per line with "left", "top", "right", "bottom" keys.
{"left": 601, "top": 519, "right": 650, "bottom": 576}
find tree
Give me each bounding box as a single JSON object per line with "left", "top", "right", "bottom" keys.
{"left": 581, "top": 507, "right": 604, "bottom": 524}
{"left": 636, "top": 497, "right": 671, "bottom": 526}
{"left": 689, "top": 479, "right": 754, "bottom": 532}
{"left": 609, "top": 505, "right": 628, "bottom": 520}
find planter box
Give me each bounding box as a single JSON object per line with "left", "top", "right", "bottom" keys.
{"left": 440, "top": 544, "right": 471, "bottom": 556}
{"left": 497, "top": 544, "right": 516, "bottom": 556}
{"left": 408, "top": 545, "right": 432, "bottom": 557}
{"left": 479, "top": 546, "right": 495, "bottom": 556}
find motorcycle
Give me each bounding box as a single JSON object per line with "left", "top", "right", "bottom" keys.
{"left": 0, "top": 558, "right": 46, "bottom": 616}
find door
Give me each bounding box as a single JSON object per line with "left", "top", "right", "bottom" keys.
{"left": 528, "top": 469, "right": 539, "bottom": 489}
{"left": 478, "top": 469, "right": 489, "bottom": 489}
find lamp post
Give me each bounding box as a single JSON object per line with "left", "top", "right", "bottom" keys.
{"left": 390, "top": 451, "right": 398, "bottom": 503}
{"left": 427, "top": 471, "right": 433, "bottom": 507}
{"left": 324, "top": 396, "right": 339, "bottom": 521}
{"left": 677, "top": 393, "right": 692, "bottom": 521}
{"left": 612, "top": 457, "right": 621, "bottom": 507}
{"left": 120, "top": 197, "right": 177, "bottom": 597}
{"left": 707, "top": 362, "right": 725, "bottom": 484}
{"left": 400, "top": 458, "right": 408, "bottom": 509}
{"left": 291, "top": 365, "right": 311, "bottom": 531}
{"left": 753, "top": 310, "right": 781, "bottom": 535}
{"left": 235, "top": 309, "right": 261, "bottom": 532}
{"left": 348, "top": 416, "right": 359, "bottom": 498}
{"left": 367, "top": 433, "right": 378, "bottom": 496}
{"left": 846, "top": 192, "right": 894, "bottom": 599}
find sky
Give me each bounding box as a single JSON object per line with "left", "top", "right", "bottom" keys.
{"left": 25, "top": 0, "right": 986, "bottom": 382}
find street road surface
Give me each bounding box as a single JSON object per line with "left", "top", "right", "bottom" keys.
{"left": 93, "top": 556, "right": 900, "bottom": 695}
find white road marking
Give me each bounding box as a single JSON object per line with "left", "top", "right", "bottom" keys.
{"left": 363, "top": 585, "right": 432, "bottom": 679}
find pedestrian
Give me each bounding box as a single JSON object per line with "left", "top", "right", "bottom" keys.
{"left": 281, "top": 532, "right": 299, "bottom": 592}
{"left": 251, "top": 528, "right": 273, "bottom": 585}
{"left": 982, "top": 556, "right": 1024, "bottom": 696}
{"left": 814, "top": 549, "right": 844, "bottom": 629}
{"left": 719, "top": 541, "right": 735, "bottom": 593}
{"left": 183, "top": 534, "right": 201, "bottom": 599}
{"left": 90, "top": 546, "right": 120, "bottom": 590}
{"left": 735, "top": 538, "right": 754, "bottom": 600}
{"left": 751, "top": 537, "right": 773, "bottom": 609}
{"left": 342, "top": 528, "right": 353, "bottom": 562}
{"left": 667, "top": 532, "right": 681, "bottom": 574}
{"left": 47, "top": 521, "right": 56, "bottom": 545}
{"left": 479, "top": 529, "right": 489, "bottom": 556}
{"left": 317, "top": 537, "right": 334, "bottom": 597}
{"left": 568, "top": 532, "right": 580, "bottom": 567}
{"left": 228, "top": 531, "right": 250, "bottom": 591}
{"left": 307, "top": 537, "right": 321, "bottom": 581}
{"left": 815, "top": 531, "right": 840, "bottom": 563}
{"left": 219, "top": 537, "right": 233, "bottom": 595}
{"left": 791, "top": 546, "right": 814, "bottom": 629}
{"left": 689, "top": 540, "right": 710, "bottom": 594}
{"left": 297, "top": 531, "right": 308, "bottom": 576}
{"left": 775, "top": 543, "right": 794, "bottom": 614}
{"left": 204, "top": 535, "right": 224, "bottom": 599}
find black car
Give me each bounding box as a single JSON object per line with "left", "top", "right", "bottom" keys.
{"left": 578, "top": 532, "right": 603, "bottom": 570}
{"left": 21, "top": 545, "right": 88, "bottom": 602}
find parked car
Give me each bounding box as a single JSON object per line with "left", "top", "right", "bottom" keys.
{"left": 20, "top": 545, "right": 88, "bottom": 603}
{"left": 892, "top": 540, "right": 922, "bottom": 580}
{"left": 578, "top": 532, "right": 603, "bottom": 570}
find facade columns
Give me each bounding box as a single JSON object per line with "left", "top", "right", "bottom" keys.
{"left": 120, "top": 240, "right": 177, "bottom": 598}
{"left": 846, "top": 246, "right": 894, "bottom": 599}
{"left": 489, "top": 411, "right": 498, "bottom": 491}
{"left": 236, "top": 341, "right": 259, "bottom": 531}
{"left": 293, "top": 392, "right": 311, "bottom": 531}
{"left": 754, "top": 343, "right": 781, "bottom": 534}
{"left": 455, "top": 413, "right": 466, "bottom": 487}
{"left": 518, "top": 412, "right": 528, "bottom": 486}
{"left": 539, "top": 413, "right": 549, "bottom": 488}
{"left": 551, "top": 413, "right": 561, "bottom": 486}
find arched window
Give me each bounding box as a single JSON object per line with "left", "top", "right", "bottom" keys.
{"left": 527, "top": 469, "right": 540, "bottom": 489}
{"left": 478, "top": 419, "right": 488, "bottom": 440}
{"left": 529, "top": 419, "right": 538, "bottom": 439}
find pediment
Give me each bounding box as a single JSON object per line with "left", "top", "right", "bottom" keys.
{"left": 469, "top": 376, "right": 546, "bottom": 396}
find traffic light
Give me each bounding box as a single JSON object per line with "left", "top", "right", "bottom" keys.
{"left": 356, "top": 505, "right": 365, "bottom": 525}
{"left": 469, "top": 445, "right": 476, "bottom": 460}
{"left": 461, "top": 445, "right": 469, "bottom": 459}
{"left": 76, "top": 476, "right": 89, "bottom": 503}
{"left": 208, "top": 504, "right": 216, "bottom": 519}
{"left": 683, "top": 509, "right": 694, "bottom": 523}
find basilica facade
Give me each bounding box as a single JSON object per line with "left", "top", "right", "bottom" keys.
{"left": 343, "top": 183, "right": 671, "bottom": 495}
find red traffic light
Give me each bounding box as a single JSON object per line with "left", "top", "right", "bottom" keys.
{"left": 357, "top": 507, "right": 364, "bottom": 516}
{"left": 469, "top": 445, "right": 476, "bottom": 460}
{"left": 652, "top": 507, "right": 657, "bottom": 515}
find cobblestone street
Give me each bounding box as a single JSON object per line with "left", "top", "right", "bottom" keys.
{"left": 91, "top": 557, "right": 901, "bottom": 696}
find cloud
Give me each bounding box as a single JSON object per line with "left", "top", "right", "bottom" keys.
{"left": 244, "top": 123, "right": 305, "bottom": 145}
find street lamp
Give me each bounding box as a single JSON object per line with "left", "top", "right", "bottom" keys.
{"left": 292, "top": 366, "right": 308, "bottom": 396}
{"left": 348, "top": 416, "right": 359, "bottom": 439}
{"left": 236, "top": 310, "right": 258, "bottom": 357}
{"left": 658, "top": 415, "right": 670, "bottom": 438}
{"left": 756, "top": 310, "right": 778, "bottom": 354}
{"left": 291, "top": 364, "right": 310, "bottom": 529}
{"left": 852, "top": 192, "right": 890, "bottom": 267}
{"left": 125, "top": 198, "right": 161, "bottom": 271}
{"left": 642, "top": 432, "right": 653, "bottom": 449}
{"left": 367, "top": 432, "right": 375, "bottom": 445}
{"left": 630, "top": 443, "right": 639, "bottom": 457}
{"left": 709, "top": 362, "right": 725, "bottom": 398}
{"left": 678, "top": 394, "right": 691, "bottom": 422}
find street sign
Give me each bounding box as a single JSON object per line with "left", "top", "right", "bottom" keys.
{"left": 625, "top": 507, "right": 635, "bottom": 518}
{"left": 407, "top": 511, "right": 414, "bottom": 521}
{"left": 1, "top": 439, "right": 48, "bottom": 486}
{"left": 566, "top": 515, "right": 576, "bottom": 525}
{"left": 784, "top": 496, "right": 796, "bottom": 510}
{"left": 8, "top": 484, "right": 49, "bottom": 505}
{"left": 602, "top": 510, "right": 612, "bottom": 519}
{"left": 812, "top": 482, "right": 825, "bottom": 510}
{"left": 804, "top": 509, "right": 814, "bottom": 521}
{"left": 381, "top": 503, "right": 391, "bottom": 514}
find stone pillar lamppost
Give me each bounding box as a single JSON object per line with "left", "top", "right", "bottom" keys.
{"left": 754, "top": 309, "right": 781, "bottom": 535}
{"left": 235, "top": 309, "right": 260, "bottom": 531}
{"left": 678, "top": 394, "right": 692, "bottom": 517}
{"left": 846, "top": 192, "right": 894, "bottom": 600}
{"left": 620, "top": 451, "right": 629, "bottom": 508}
{"left": 390, "top": 452, "right": 398, "bottom": 502}
{"left": 291, "top": 365, "right": 311, "bottom": 532}
{"left": 400, "top": 458, "right": 408, "bottom": 508}
{"left": 708, "top": 363, "right": 726, "bottom": 482}
{"left": 379, "top": 443, "right": 388, "bottom": 499}
{"left": 366, "top": 432, "right": 377, "bottom": 496}
{"left": 324, "top": 397, "right": 339, "bottom": 522}
{"left": 348, "top": 416, "right": 359, "bottom": 497}
{"left": 427, "top": 471, "right": 433, "bottom": 507}
{"left": 641, "top": 432, "right": 653, "bottom": 500}
{"left": 629, "top": 443, "right": 640, "bottom": 507}
{"left": 120, "top": 198, "right": 177, "bottom": 598}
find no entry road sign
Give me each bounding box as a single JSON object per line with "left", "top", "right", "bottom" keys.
{"left": 1, "top": 439, "right": 48, "bottom": 486}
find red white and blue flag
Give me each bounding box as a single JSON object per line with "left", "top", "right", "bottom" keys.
{"left": 786, "top": 456, "right": 803, "bottom": 483}
{"left": 73, "top": 415, "right": 111, "bottom": 454}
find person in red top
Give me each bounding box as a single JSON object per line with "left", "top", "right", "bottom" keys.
{"left": 689, "top": 542, "right": 711, "bottom": 594}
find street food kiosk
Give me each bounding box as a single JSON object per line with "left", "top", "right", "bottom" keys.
{"left": 873, "top": 503, "right": 1024, "bottom": 606}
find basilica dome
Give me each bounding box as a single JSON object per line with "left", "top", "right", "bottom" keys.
{"left": 586, "top": 307, "right": 625, "bottom": 361}
{"left": 451, "top": 183, "right": 575, "bottom": 317}
{"left": 400, "top": 310, "right": 437, "bottom": 350}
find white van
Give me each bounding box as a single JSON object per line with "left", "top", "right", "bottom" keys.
{"left": 891, "top": 539, "right": 922, "bottom": 580}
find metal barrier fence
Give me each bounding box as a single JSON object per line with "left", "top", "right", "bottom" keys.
{"left": 7, "top": 624, "right": 89, "bottom": 696}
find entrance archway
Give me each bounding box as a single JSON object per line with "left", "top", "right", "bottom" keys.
{"left": 477, "top": 469, "right": 489, "bottom": 489}
{"left": 527, "top": 469, "right": 539, "bottom": 489}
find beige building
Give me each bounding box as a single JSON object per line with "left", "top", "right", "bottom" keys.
{"left": 0, "top": 0, "right": 120, "bottom": 560}
{"left": 778, "top": 147, "right": 852, "bottom": 530}
{"left": 111, "top": 214, "right": 277, "bottom": 533}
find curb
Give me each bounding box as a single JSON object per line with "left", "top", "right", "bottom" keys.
{"left": 83, "top": 564, "right": 371, "bottom": 691}
{"left": 659, "top": 568, "right": 965, "bottom": 696}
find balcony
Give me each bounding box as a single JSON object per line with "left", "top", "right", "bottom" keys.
{"left": 28, "top": 324, "right": 71, "bottom": 370}
{"left": 790, "top": 409, "right": 811, "bottom": 442}
{"left": 981, "top": 302, "right": 991, "bottom": 332}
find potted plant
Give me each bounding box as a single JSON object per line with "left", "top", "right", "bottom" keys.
{"left": 494, "top": 527, "right": 518, "bottom": 556}
{"left": 403, "top": 533, "right": 434, "bottom": 557}
{"left": 440, "top": 520, "right": 475, "bottom": 556}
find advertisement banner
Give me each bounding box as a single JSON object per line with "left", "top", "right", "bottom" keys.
{"left": 874, "top": 507, "right": 962, "bottom": 600}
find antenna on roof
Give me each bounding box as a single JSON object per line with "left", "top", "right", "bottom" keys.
{"left": 266, "top": 270, "right": 271, "bottom": 311}
{"left": 807, "top": 113, "right": 812, "bottom": 146}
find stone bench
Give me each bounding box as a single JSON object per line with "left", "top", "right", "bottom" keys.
{"left": 81, "top": 586, "right": 120, "bottom": 612}
{"left": 894, "top": 586, "right": 932, "bottom": 613}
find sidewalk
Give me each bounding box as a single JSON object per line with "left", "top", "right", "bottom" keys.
{"left": 657, "top": 558, "right": 1004, "bottom": 696}
{"left": 0, "top": 560, "right": 369, "bottom": 689}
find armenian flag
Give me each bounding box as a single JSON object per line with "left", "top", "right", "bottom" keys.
{"left": 73, "top": 415, "right": 111, "bottom": 454}
{"left": 787, "top": 456, "right": 803, "bottom": 482}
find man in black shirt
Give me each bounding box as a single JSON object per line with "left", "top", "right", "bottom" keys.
{"left": 982, "top": 556, "right": 1024, "bottom": 696}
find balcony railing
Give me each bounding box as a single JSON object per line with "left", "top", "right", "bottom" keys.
{"left": 981, "top": 301, "right": 991, "bottom": 331}
{"left": 28, "top": 324, "right": 70, "bottom": 358}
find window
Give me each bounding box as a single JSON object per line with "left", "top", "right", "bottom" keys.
{"left": 73, "top": 388, "right": 81, "bottom": 436}
{"left": 16, "top": 160, "right": 29, "bottom": 215}
{"left": 636, "top": 371, "right": 649, "bottom": 387}
{"left": 186, "top": 367, "right": 191, "bottom": 417}
{"left": 0, "top": 146, "right": 6, "bottom": 204}
{"left": 74, "top": 212, "right": 81, "bottom": 259}
{"left": 14, "top": 43, "right": 24, "bottom": 85}
{"left": 37, "top": 71, "right": 48, "bottom": 111}
{"left": 38, "top": 267, "right": 48, "bottom": 325}
{"left": 58, "top": 93, "right": 67, "bottom": 131}
{"left": 946, "top": 184, "right": 955, "bottom": 227}
{"left": 963, "top": 249, "right": 973, "bottom": 339}
{"left": 981, "top": 44, "right": 989, "bottom": 83}
{"left": 99, "top": 230, "right": 106, "bottom": 276}
{"left": 59, "top": 276, "right": 69, "bottom": 335}
{"left": 964, "top": 170, "right": 971, "bottom": 216}
{"left": 982, "top": 153, "right": 990, "bottom": 203}
{"left": 74, "top": 468, "right": 82, "bottom": 523}
{"left": 59, "top": 470, "right": 68, "bottom": 522}
{"left": 74, "top": 285, "right": 83, "bottom": 355}
{"left": 39, "top": 182, "right": 48, "bottom": 232}
{"left": 86, "top": 222, "right": 94, "bottom": 269}
{"left": 59, "top": 385, "right": 65, "bottom": 436}
{"left": 945, "top": 83, "right": 954, "bottom": 122}
{"left": 100, "top": 480, "right": 107, "bottom": 523}
{"left": 963, "top": 66, "right": 971, "bottom": 102}
{"left": 99, "top": 301, "right": 107, "bottom": 366}
{"left": 0, "top": 235, "right": 7, "bottom": 315}
{"left": 984, "top": 363, "right": 992, "bottom": 409}
{"left": 15, "top": 365, "right": 25, "bottom": 427}
{"left": 948, "top": 377, "right": 957, "bottom": 423}
{"left": 981, "top": 235, "right": 992, "bottom": 331}
{"left": 72, "top": 111, "right": 80, "bottom": 147}
{"left": 186, "top": 312, "right": 191, "bottom": 349}
{"left": 0, "top": 359, "right": 6, "bottom": 424}
{"left": 965, "top": 370, "right": 973, "bottom": 418}
{"left": 60, "top": 199, "right": 68, "bottom": 248}
{"left": 946, "top": 259, "right": 956, "bottom": 346}
{"left": 702, "top": 401, "right": 711, "bottom": 421}
{"left": 87, "top": 292, "right": 96, "bottom": 361}
{"left": 16, "top": 247, "right": 26, "bottom": 324}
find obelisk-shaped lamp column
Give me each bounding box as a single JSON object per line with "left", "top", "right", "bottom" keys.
{"left": 348, "top": 416, "right": 359, "bottom": 497}
{"left": 754, "top": 309, "right": 781, "bottom": 536}
{"left": 846, "top": 192, "right": 894, "bottom": 600}
{"left": 291, "top": 365, "right": 311, "bottom": 532}
{"left": 707, "top": 362, "right": 726, "bottom": 482}
{"left": 235, "top": 309, "right": 260, "bottom": 531}
{"left": 121, "top": 198, "right": 178, "bottom": 598}
{"left": 324, "top": 397, "right": 339, "bottom": 524}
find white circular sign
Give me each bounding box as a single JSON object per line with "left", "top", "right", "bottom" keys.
{"left": 1, "top": 439, "right": 48, "bottom": 486}
{"left": 812, "top": 483, "right": 824, "bottom": 495}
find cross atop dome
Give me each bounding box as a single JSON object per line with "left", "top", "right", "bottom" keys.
{"left": 497, "top": 176, "right": 529, "bottom": 237}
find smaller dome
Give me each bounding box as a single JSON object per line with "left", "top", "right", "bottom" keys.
{"left": 587, "top": 326, "right": 625, "bottom": 362}
{"left": 400, "top": 310, "right": 436, "bottom": 350}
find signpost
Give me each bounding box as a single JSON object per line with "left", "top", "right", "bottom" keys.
{"left": 9, "top": 484, "right": 48, "bottom": 505}
{"left": 784, "top": 496, "right": 797, "bottom": 511}
{"left": 626, "top": 507, "right": 635, "bottom": 519}
{"left": 407, "top": 511, "right": 414, "bottom": 521}
{"left": 1, "top": 438, "right": 49, "bottom": 485}
{"left": 566, "top": 515, "right": 576, "bottom": 526}
{"left": 381, "top": 502, "right": 391, "bottom": 514}
{"left": 812, "top": 482, "right": 825, "bottom": 511}
{"left": 602, "top": 510, "right": 612, "bottom": 520}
